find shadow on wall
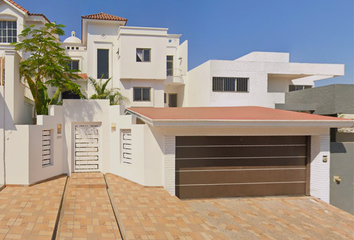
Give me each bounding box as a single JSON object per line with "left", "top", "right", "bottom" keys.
{"left": 63, "top": 99, "right": 104, "bottom": 122}
{"left": 331, "top": 143, "right": 347, "bottom": 153}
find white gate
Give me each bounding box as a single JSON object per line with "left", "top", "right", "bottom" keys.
{"left": 74, "top": 124, "right": 100, "bottom": 172}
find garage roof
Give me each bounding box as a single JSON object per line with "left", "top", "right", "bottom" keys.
{"left": 126, "top": 106, "right": 354, "bottom": 127}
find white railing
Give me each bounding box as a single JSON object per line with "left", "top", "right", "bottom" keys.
{"left": 166, "top": 68, "right": 184, "bottom": 77}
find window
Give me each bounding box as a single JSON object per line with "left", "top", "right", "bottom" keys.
{"left": 0, "top": 21, "right": 17, "bottom": 43}
{"left": 136, "top": 48, "right": 151, "bottom": 62}
{"left": 133, "top": 87, "right": 151, "bottom": 101}
{"left": 289, "top": 85, "right": 312, "bottom": 92}
{"left": 97, "top": 49, "right": 109, "bottom": 78}
{"left": 167, "top": 56, "right": 173, "bottom": 76}
{"left": 212, "top": 77, "right": 249, "bottom": 92}
{"left": 164, "top": 93, "right": 166, "bottom": 103}
{"left": 121, "top": 129, "right": 132, "bottom": 164}
{"left": 67, "top": 60, "right": 79, "bottom": 70}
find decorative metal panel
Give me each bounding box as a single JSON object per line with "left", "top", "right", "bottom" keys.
{"left": 121, "top": 129, "right": 132, "bottom": 164}
{"left": 42, "top": 130, "right": 52, "bottom": 167}
{"left": 74, "top": 124, "right": 100, "bottom": 171}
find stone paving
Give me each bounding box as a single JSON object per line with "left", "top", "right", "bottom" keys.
{"left": 106, "top": 173, "right": 228, "bottom": 240}
{"left": 57, "top": 173, "right": 121, "bottom": 240}
{"left": 0, "top": 173, "right": 353, "bottom": 240}
{"left": 186, "top": 197, "right": 354, "bottom": 240}
{"left": 0, "top": 175, "right": 66, "bottom": 240}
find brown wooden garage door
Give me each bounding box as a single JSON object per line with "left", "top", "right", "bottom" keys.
{"left": 175, "top": 136, "right": 310, "bottom": 199}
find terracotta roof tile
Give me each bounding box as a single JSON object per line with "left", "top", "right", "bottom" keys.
{"left": 81, "top": 12, "right": 127, "bottom": 22}
{"left": 127, "top": 106, "right": 353, "bottom": 122}
{"left": 6, "top": 0, "right": 50, "bottom": 22}
{"left": 6, "top": 0, "right": 28, "bottom": 13}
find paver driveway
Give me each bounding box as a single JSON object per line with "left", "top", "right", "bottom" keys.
{"left": 0, "top": 173, "right": 353, "bottom": 240}
{"left": 186, "top": 197, "right": 354, "bottom": 240}
{"left": 106, "top": 174, "right": 354, "bottom": 240}
{"left": 57, "top": 173, "right": 121, "bottom": 240}
{"left": 0, "top": 175, "right": 66, "bottom": 240}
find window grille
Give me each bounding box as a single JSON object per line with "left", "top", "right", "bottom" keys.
{"left": 42, "top": 130, "right": 52, "bottom": 167}
{"left": 121, "top": 130, "right": 132, "bottom": 164}
{"left": 212, "top": 77, "right": 249, "bottom": 92}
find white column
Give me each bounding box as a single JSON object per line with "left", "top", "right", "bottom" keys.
{"left": 164, "top": 135, "right": 175, "bottom": 196}
{"left": 310, "top": 134, "right": 330, "bottom": 203}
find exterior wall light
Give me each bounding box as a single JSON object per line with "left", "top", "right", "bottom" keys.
{"left": 111, "top": 123, "right": 116, "bottom": 132}
{"left": 57, "top": 124, "right": 62, "bottom": 134}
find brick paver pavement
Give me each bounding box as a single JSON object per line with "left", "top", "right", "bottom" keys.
{"left": 187, "top": 197, "right": 354, "bottom": 240}
{"left": 0, "top": 175, "right": 66, "bottom": 240}
{"left": 57, "top": 173, "right": 121, "bottom": 240}
{"left": 106, "top": 173, "right": 228, "bottom": 240}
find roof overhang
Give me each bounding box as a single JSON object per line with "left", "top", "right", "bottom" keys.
{"left": 125, "top": 107, "right": 354, "bottom": 128}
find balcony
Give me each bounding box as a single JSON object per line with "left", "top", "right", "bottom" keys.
{"left": 165, "top": 68, "right": 184, "bottom": 86}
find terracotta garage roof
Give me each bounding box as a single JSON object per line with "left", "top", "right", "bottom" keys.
{"left": 126, "top": 106, "right": 354, "bottom": 127}
{"left": 81, "top": 12, "right": 127, "bottom": 22}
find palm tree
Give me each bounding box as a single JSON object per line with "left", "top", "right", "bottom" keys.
{"left": 88, "top": 76, "right": 128, "bottom": 105}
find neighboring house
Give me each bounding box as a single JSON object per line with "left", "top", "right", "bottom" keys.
{"left": 277, "top": 84, "right": 354, "bottom": 214}
{"left": 0, "top": 0, "right": 353, "bottom": 204}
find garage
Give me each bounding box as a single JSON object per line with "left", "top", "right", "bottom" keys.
{"left": 126, "top": 106, "right": 353, "bottom": 202}
{"left": 175, "top": 136, "right": 310, "bottom": 199}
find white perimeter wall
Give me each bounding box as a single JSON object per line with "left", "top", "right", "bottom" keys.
{"left": 110, "top": 107, "right": 146, "bottom": 185}
{"left": 63, "top": 100, "right": 111, "bottom": 174}
{"left": 5, "top": 107, "right": 65, "bottom": 185}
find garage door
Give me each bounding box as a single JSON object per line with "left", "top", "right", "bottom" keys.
{"left": 175, "top": 136, "right": 310, "bottom": 199}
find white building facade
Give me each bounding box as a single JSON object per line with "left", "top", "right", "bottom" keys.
{"left": 0, "top": 0, "right": 353, "bottom": 203}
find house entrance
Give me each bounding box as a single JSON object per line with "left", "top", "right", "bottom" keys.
{"left": 74, "top": 124, "right": 101, "bottom": 172}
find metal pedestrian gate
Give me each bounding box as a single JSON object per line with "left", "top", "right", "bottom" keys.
{"left": 74, "top": 124, "right": 100, "bottom": 172}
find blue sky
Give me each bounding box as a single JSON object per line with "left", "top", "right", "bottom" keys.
{"left": 14, "top": 0, "right": 354, "bottom": 86}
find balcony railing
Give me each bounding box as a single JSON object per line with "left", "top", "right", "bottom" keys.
{"left": 166, "top": 68, "right": 184, "bottom": 85}
{"left": 166, "top": 68, "right": 183, "bottom": 77}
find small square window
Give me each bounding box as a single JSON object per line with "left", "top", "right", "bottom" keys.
{"left": 133, "top": 87, "right": 151, "bottom": 101}
{"left": 67, "top": 60, "right": 79, "bottom": 70}
{"left": 136, "top": 48, "right": 151, "bottom": 62}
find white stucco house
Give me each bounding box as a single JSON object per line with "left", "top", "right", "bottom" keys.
{"left": 0, "top": 0, "right": 353, "bottom": 202}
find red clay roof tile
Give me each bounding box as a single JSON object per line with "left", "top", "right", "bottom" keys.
{"left": 81, "top": 12, "right": 127, "bottom": 22}
{"left": 6, "top": 0, "right": 28, "bottom": 13}
{"left": 6, "top": 0, "right": 50, "bottom": 22}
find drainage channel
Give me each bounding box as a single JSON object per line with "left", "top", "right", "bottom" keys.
{"left": 104, "top": 174, "right": 128, "bottom": 240}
